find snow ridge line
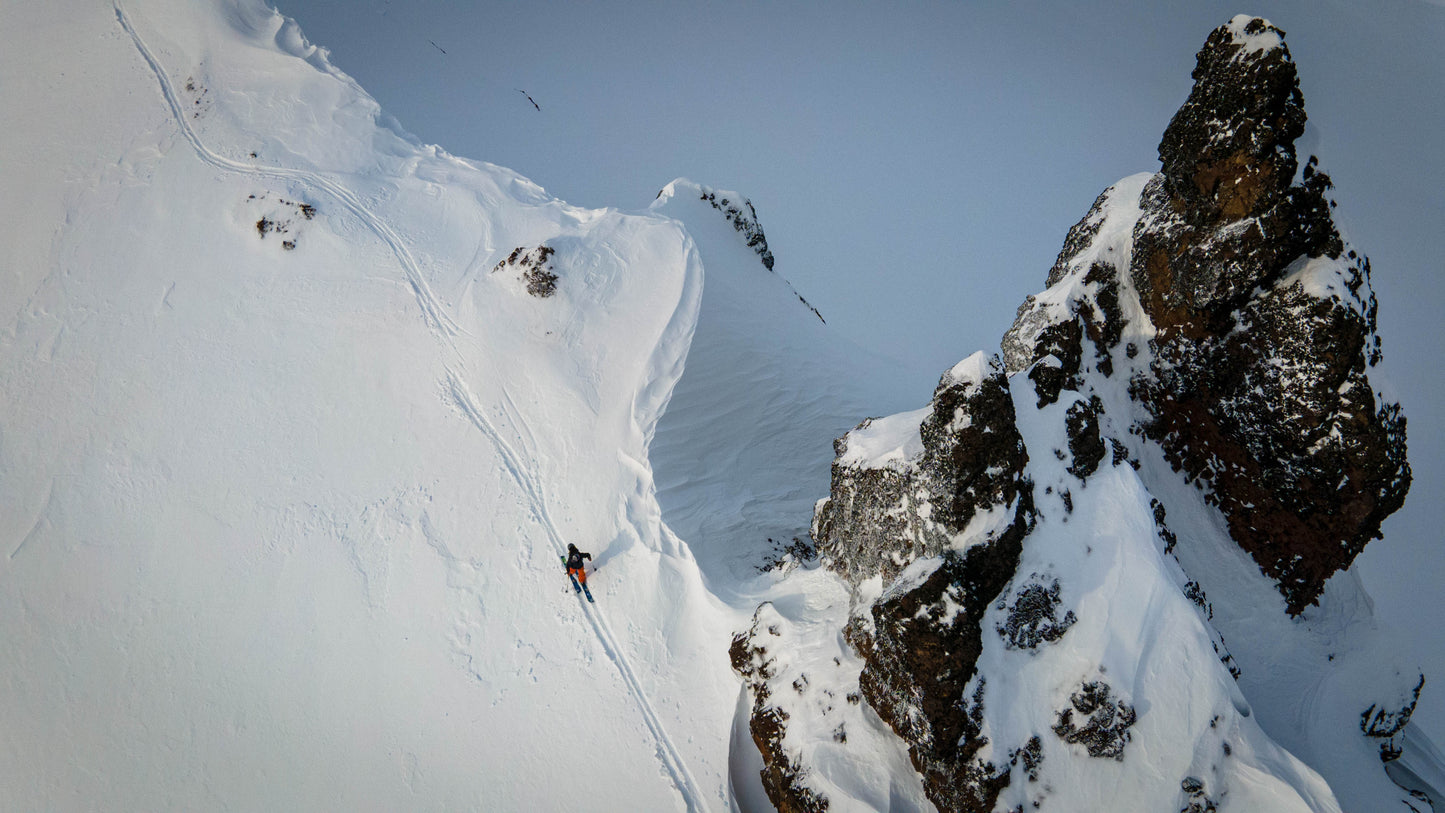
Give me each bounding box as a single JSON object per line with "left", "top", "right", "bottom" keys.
{"left": 112, "top": 1, "right": 463, "bottom": 342}
{"left": 444, "top": 369, "right": 708, "bottom": 811}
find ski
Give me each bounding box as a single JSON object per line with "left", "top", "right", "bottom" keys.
{"left": 561, "top": 555, "right": 595, "bottom": 603}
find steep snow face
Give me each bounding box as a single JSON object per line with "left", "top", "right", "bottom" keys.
{"left": 735, "top": 15, "right": 1434, "bottom": 813}
{"left": 646, "top": 180, "right": 924, "bottom": 596}
{"left": 647, "top": 180, "right": 939, "bottom": 808}
{"left": 0, "top": 1, "right": 750, "bottom": 809}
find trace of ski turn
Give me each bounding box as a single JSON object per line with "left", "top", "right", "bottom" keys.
{"left": 116, "top": 7, "right": 709, "bottom": 805}
{"left": 445, "top": 371, "right": 709, "bottom": 812}
{"left": 113, "top": 0, "right": 463, "bottom": 343}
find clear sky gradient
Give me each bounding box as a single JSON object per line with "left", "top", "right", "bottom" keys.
{"left": 275, "top": 0, "right": 1445, "bottom": 739}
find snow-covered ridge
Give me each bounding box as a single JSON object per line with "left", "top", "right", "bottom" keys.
{"left": 5, "top": 2, "right": 941, "bottom": 809}
{"left": 1, "top": 1, "right": 761, "bottom": 809}
{"left": 653, "top": 177, "right": 826, "bottom": 323}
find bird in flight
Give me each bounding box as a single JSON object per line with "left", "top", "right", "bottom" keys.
{"left": 428, "top": 39, "right": 446, "bottom": 55}
{"left": 516, "top": 89, "right": 541, "bottom": 111}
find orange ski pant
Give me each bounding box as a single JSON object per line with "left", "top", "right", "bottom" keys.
{"left": 568, "top": 567, "right": 587, "bottom": 585}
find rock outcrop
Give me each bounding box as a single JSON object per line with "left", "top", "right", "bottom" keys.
{"left": 813, "top": 353, "right": 1033, "bottom": 591}
{"left": 809, "top": 356, "right": 1036, "bottom": 810}
{"left": 731, "top": 353, "right": 1036, "bottom": 811}
{"left": 1124, "top": 17, "right": 1410, "bottom": 613}
{"left": 734, "top": 15, "right": 1420, "bottom": 812}
{"left": 1004, "top": 15, "right": 1409, "bottom": 614}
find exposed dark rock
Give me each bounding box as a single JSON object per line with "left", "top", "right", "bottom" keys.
{"left": 1362, "top": 675, "right": 1426, "bottom": 762}
{"left": 1001, "top": 16, "right": 1409, "bottom": 614}
{"left": 1052, "top": 680, "right": 1137, "bottom": 761}
{"left": 730, "top": 605, "right": 832, "bottom": 812}
{"left": 1183, "top": 580, "right": 1212, "bottom": 619}
{"left": 733, "top": 15, "right": 1416, "bottom": 808}
{"left": 248, "top": 194, "right": 314, "bottom": 248}
{"left": 699, "top": 189, "right": 775, "bottom": 271}
{"left": 1065, "top": 396, "right": 1106, "bottom": 481}
{"left": 919, "top": 360, "right": 1034, "bottom": 533}
{"left": 1083, "top": 263, "right": 1125, "bottom": 376}
{"left": 1151, "top": 498, "right": 1179, "bottom": 555}
{"left": 493, "top": 245, "right": 559, "bottom": 297}
{"left": 1025, "top": 320, "right": 1083, "bottom": 408}
{"left": 816, "top": 354, "right": 1032, "bottom": 590}
{"left": 1010, "top": 736, "right": 1043, "bottom": 782}
{"left": 812, "top": 465, "right": 923, "bottom": 590}
{"left": 996, "top": 575, "right": 1077, "bottom": 651}
{"left": 843, "top": 498, "right": 1035, "bottom": 810}
{"left": 1002, "top": 184, "right": 1133, "bottom": 389}
{"left": 808, "top": 355, "right": 1035, "bottom": 811}
{"left": 1180, "top": 776, "right": 1218, "bottom": 813}
{"left": 1046, "top": 191, "right": 1111, "bottom": 287}
{"left": 1127, "top": 18, "right": 1409, "bottom": 613}
{"left": 1213, "top": 636, "right": 1242, "bottom": 680}
{"left": 759, "top": 536, "right": 817, "bottom": 574}
{"left": 855, "top": 553, "right": 1021, "bottom": 811}
{"left": 1109, "top": 438, "right": 1133, "bottom": 469}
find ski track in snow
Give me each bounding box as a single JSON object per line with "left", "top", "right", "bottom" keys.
{"left": 446, "top": 370, "right": 708, "bottom": 811}
{"left": 116, "top": 5, "right": 707, "bottom": 805}
{"left": 113, "top": 0, "right": 463, "bottom": 345}
{"left": 8, "top": 478, "right": 54, "bottom": 561}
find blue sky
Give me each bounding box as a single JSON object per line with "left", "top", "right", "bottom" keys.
{"left": 276, "top": 0, "right": 1445, "bottom": 736}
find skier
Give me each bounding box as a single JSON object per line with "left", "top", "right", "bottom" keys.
{"left": 564, "top": 543, "right": 593, "bottom": 588}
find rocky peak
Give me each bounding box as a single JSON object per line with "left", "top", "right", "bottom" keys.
{"left": 1133, "top": 17, "right": 1338, "bottom": 335}
{"left": 1125, "top": 16, "right": 1410, "bottom": 613}
{"left": 740, "top": 353, "right": 1035, "bottom": 811}
{"left": 1157, "top": 15, "right": 1303, "bottom": 224}
{"left": 1000, "top": 16, "right": 1409, "bottom": 616}
{"left": 732, "top": 15, "right": 1422, "bottom": 813}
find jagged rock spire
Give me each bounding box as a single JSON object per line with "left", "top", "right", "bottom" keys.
{"left": 1158, "top": 15, "right": 1305, "bottom": 223}
{"left": 1130, "top": 16, "right": 1409, "bottom": 613}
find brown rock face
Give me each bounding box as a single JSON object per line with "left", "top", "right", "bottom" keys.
{"left": 732, "top": 16, "right": 1414, "bottom": 810}
{"left": 807, "top": 356, "right": 1035, "bottom": 811}
{"left": 814, "top": 355, "right": 1032, "bottom": 591}
{"left": 730, "top": 607, "right": 832, "bottom": 813}
{"left": 848, "top": 512, "right": 1031, "bottom": 811}
{"left": 1128, "top": 17, "right": 1410, "bottom": 613}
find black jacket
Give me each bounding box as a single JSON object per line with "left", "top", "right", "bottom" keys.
{"left": 565, "top": 550, "right": 592, "bottom": 570}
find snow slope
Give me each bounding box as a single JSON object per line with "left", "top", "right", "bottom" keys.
{"left": 0, "top": 1, "right": 771, "bottom": 808}
{"left": 647, "top": 180, "right": 924, "bottom": 599}
{"left": 2, "top": 1, "right": 943, "bottom": 809}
